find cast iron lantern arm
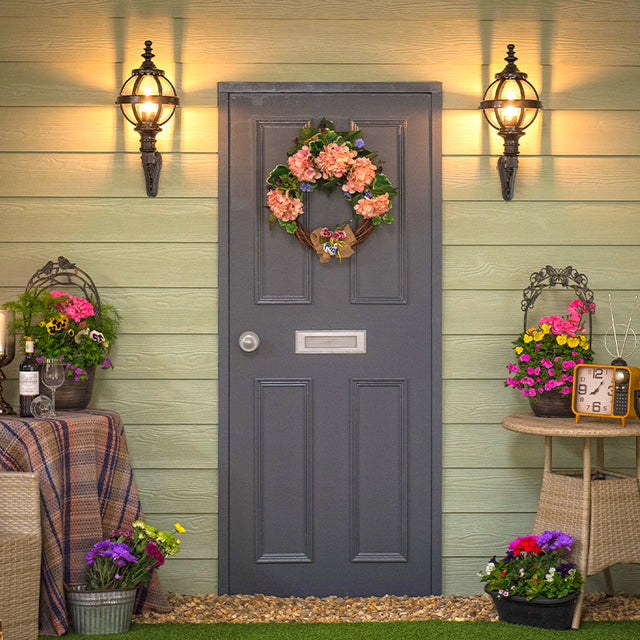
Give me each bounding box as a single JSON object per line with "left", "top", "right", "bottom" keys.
{"left": 116, "top": 41, "right": 179, "bottom": 197}
{"left": 480, "top": 45, "right": 542, "bottom": 201}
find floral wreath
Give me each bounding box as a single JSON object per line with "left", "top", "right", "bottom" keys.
{"left": 266, "top": 118, "right": 398, "bottom": 262}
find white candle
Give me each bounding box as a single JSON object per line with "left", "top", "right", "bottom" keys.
{"left": 0, "top": 311, "right": 5, "bottom": 356}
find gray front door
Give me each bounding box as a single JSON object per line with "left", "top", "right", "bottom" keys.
{"left": 218, "top": 83, "right": 442, "bottom": 596}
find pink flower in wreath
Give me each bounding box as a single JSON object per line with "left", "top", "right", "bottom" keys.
{"left": 342, "top": 157, "right": 377, "bottom": 194}
{"left": 354, "top": 193, "right": 390, "bottom": 219}
{"left": 287, "top": 146, "right": 321, "bottom": 183}
{"left": 267, "top": 189, "right": 303, "bottom": 222}
{"left": 315, "top": 142, "right": 357, "bottom": 179}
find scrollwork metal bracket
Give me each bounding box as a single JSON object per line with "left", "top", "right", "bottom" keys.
{"left": 25, "top": 256, "right": 102, "bottom": 326}
{"left": 521, "top": 265, "right": 594, "bottom": 343}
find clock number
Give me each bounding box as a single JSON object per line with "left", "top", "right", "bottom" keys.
{"left": 578, "top": 383, "right": 588, "bottom": 395}
{"left": 593, "top": 368, "right": 604, "bottom": 379}
{"left": 592, "top": 401, "right": 602, "bottom": 412}
{"left": 607, "top": 384, "right": 613, "bottom": 397}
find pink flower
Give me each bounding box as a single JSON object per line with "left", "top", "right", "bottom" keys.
{"left": 354, "top": 193, "right": 391, "bottom": 219}
{"left": 315, "top": 142, "right": 357, "bottom": 179}
{"left": 507, "top": 363, "right": 519, "bottom": 373}
{"left": 65, "top": 296, "right": 95, "bottom": 322}
{"left": 527, "top": 389, "right": 537, "bottom": 397}
{"left": 287, "top": 146, "right": 321, "bottom": 183}
{"left": 519, "top": 354, "right": 531, "bottom": 362}
{"left": 267, "top": 189, "right": 303, "bottom": 222}
{"left": 342, "top": 157, "right": 377, "bottom": 194}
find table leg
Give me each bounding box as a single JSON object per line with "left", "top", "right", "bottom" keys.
{"left": 596, "top": 438, "right": 604, "bottom": 470}
{"left": 544, "top": 436, "right": 552, "bottom": 473}
{"left": 572, "top": 436, "right": 592, "bottom": 630}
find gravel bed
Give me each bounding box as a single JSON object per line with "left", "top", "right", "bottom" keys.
{"left": 133, "top": 592, "right": 640, "bottom": 624}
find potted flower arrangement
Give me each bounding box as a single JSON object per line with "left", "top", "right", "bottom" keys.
{"left": 66, "top": 520, "right": 185, "bottom": 635}
{"left": 2, "top": 288, "right": 120, "bottom": 409}
{"left": 478, "top": 530, "right": 584, "bottom": 629}
{"left": 505, "top": 299, "right": 594, "bottom": 416}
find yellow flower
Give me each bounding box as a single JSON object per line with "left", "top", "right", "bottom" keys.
{"left": 541, "top": 323, "right": 551, "bottom": 334}
{"left": 556, "top": 334, "right": 568, "bottom": 346}
{"left": 515, "top": 346, "right": 523, "bottom": 354}
{"left": 174, "top": 522, "right": 186, "bottom": 533}
{"left": 533, "top": 330, "right": 544, "bottom": 342}
{"left": 523, "top": 334, "right": 533, "bottom": 343}
{"left": 567, "top": 336, "right": 580, "bottom": 348}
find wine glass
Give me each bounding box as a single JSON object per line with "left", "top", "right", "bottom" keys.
{"left": 42, "top": 358, "right": 65, "bottom": 416}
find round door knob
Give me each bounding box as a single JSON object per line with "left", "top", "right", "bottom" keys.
{"left": 239, "top": 331, "right": 260, "bottom": 352}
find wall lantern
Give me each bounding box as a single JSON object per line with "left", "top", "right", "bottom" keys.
{"left": 480, "top": 44, "right": 542, "bottom": 201}
{"left": 116, "top": 41, "right": 180, "bottom": 197}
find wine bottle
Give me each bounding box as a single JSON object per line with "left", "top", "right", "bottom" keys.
{"left": 19, "top": 337, "right": 40, "bottom": 417}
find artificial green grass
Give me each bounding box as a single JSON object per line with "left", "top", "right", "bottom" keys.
{"left": 51, "top": 619, "right": 640, "bottom": 639}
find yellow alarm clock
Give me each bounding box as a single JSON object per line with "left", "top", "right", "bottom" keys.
{"left": 572, "top": 364, "right": 640, "bottom": 427}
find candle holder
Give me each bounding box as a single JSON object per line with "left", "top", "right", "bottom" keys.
{"left": 0, "top": 308, "right": 16, "bottom": 414}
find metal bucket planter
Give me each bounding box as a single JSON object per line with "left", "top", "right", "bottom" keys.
{"left": 66, "top": 585, "right": 136, "bottom": 635}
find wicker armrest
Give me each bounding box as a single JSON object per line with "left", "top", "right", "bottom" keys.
{"left": 0, "top": 472, "right": 40, "bottom": 534}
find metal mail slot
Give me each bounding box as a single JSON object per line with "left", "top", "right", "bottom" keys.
{"left": 295, "top": 330, "right": 367, "bottom": 354}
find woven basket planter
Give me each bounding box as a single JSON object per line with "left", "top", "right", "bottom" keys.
{"left": 533, "top": 468, "right": 640, "bottom": 575}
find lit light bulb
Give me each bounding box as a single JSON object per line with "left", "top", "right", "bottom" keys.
{"left": 140, "top": 89, "right": 158, "bottom": 122}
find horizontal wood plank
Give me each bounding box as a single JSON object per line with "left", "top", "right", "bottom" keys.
{"left": 443, "top": 424, "right": 640, "bottom": 470}
{"left": 0, "top": 287, "right": 218, "bottom": 334}
{"left": 2, "top": 19, "right": 640, "bottom": 67}
{"left": 443, "top": 202, "right": 640, "bottom": 246}
{"left": 443, "top": 468, "right": 543, "bottom": 513}
{"left": 0, "top": 153, "right": 217, "bottom": 197}
{"left": 157, "top": 559, "right": 217, "bottom": 594}
{"left": 0, "top": 198, "right": 217, "bottom": 242}
{"left": 0, "top": 244, "right": 217, "bottom": 288}
{"left": 443, "top": 513, "right": 536, "bottom": 557}
{"left": 442, "top": 157, "right": 640, "bottom": 201}
{"left": 109, "top": 335, "right": 218, "bottom": 379}
{"left": 3, "top": 154, "right": 640, "bottom": 201}
{"left": 92, "top": 379, "right": 218, "bottom": 424}
{"left": 126, "top": 424, "right": 218, "bottom": 469}
{"left": 4, "top": 0, "right": 640, "bottom": 20}
{"left": 445, "top": 111, "right": 640, "bottom": 157}
{"left": 134, "top": 468, "right": 217, "bottom": 513}
{"left": 443, "top": 247, "right": 640, "bottom": 291}
{"left": 3, "top": 63, "right": 640, "bottom": 110}
{"left": 5, "top": 108, "right": 640, "bottom": 157}
{"left": 0, "top": 107, "right": 217, "bottom": 154}
{"left": 140, "top": 513, "right": 218, "bottom": 559}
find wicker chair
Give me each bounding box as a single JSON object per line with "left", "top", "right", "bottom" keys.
{"left": 0, "top": 473, "right": 41, "bottom": 640}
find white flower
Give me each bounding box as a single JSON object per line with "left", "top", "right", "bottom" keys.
{"left": 74, "top": 328, "right": 89, "bottom": 344}
{"left": 89, "top": 330, "right": 105, "bottom": 343}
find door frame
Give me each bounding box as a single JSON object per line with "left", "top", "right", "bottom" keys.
{"left": 217, "top": 82, "right": 443, "bottom": 594}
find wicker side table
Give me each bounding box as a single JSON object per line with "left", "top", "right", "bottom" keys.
{"left": 502, "top": 413, "right": 640, "bottom": 630}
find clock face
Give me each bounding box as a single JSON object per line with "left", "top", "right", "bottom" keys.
{"left": 573, "top": 365, "right": 614, "bottom": 415}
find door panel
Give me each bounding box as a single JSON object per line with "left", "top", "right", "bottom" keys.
{"left": 218, "top": 83, "right": 442, "bottom": 596}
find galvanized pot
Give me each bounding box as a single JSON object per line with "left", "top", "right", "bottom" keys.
{"left": 66, "top": 585, "right": 136, "bottom": 635}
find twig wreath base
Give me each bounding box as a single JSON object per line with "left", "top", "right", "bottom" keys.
{"left": 266, "top": 118, "right": 398, "bottom": 262}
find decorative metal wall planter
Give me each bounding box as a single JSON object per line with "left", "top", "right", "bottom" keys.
{"left": 116, "top": 41, "right": 180, "bottom": 197}
{"left": 480, "top": 45, "right": 542, "bottom": 201}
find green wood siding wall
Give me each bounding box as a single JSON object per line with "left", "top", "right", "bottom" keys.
{"left": 1, "top": 0, "right": 640, "bottom": 595}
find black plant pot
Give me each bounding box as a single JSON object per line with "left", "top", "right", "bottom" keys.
{"left": 485, "top": 586, "right": 579, "bottom": 630}
{"left": 529, "top": 389, "right": 574, "bottom": 418}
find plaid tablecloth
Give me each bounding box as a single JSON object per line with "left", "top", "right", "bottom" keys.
{"left": 0, "top": 409, "right": 170, "bottom": 635}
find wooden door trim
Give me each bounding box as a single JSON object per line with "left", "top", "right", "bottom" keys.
{"left": 217, "top": 82, "right": 443, "bottom": 594}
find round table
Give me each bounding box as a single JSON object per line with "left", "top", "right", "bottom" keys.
{"left": 502, "top": 413, "right": 640, "bottom": 629}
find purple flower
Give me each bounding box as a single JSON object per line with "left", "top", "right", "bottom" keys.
{"left": 354, "top": 138, "right": 365, "bottom": 148}
{"left": 557, "top": 563, "right": 576, "bottom": 578}
{"left": 300, "top": 182, "right": 313, "bottom": 192}
{"left": 537, "top": 530, "right": 574, "bottom": 552}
